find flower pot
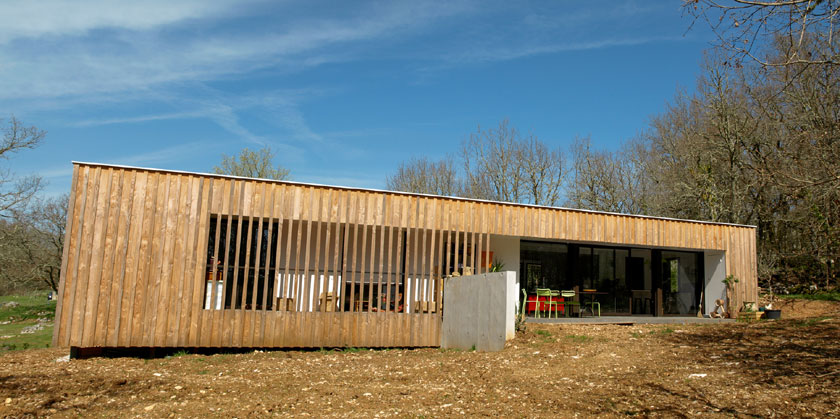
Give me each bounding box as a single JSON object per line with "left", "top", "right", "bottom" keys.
{"left": 763, "top": 309, "right": 781, "bottom": 320}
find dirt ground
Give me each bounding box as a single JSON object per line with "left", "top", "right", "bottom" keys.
{"left": 1, "top": 300, "right": 838, "bottom": 418}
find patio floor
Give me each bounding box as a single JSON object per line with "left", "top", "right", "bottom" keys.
{"left": 524, "top": 315, "right": 735, "bottom": 325}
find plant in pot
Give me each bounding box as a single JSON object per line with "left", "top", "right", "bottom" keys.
{"left": 722, "top": 275, "right": 739, "bottom": 318}
{"left": 489, "top": 259, "right": 505, "bottom": 272}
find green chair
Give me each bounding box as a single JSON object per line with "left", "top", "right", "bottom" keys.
{"left": 535, "top": 289, "right": 555, "bottom": 318}
{"left": 520, "top": 289, "right": 540, "bottom": 320}
{"left": 588, "top": 300, "right": 601, "bottom": 317}
{"left": 560, "top": 290, "right": 581, "bottom": 317}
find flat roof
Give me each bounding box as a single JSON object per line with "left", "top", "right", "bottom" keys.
{"left": 72, "top": 161, "right": 757, "bottom": 229}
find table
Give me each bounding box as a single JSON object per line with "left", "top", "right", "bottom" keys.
{"left": 578, "top": 290, "right": 607, "bottom": 317}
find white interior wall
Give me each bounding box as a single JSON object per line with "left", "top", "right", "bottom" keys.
{"left": 489, "top": 234, "right": 520, "bottom": 314}
{"left": 704, "top": 252, "right": 726, "bottom": 315}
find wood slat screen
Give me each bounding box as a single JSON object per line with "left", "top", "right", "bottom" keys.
{"left": 54, "top": 163, "right": 758, "bottom": 349}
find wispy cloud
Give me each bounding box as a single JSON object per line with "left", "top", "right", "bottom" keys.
{"left": 0, "top": 1, "right": 474, "bottom": 102}
{"left": 0, "top": 0, "right": 250, "bottom": 44}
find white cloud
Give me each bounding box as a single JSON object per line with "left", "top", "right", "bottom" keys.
{"left": 0, "top": 1, "right": 474, "bottom": 102}
{"left": 0, "top": 0, "right": 248, "bottom": 43}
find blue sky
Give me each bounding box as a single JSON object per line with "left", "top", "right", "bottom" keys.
{"left": 1, "top": 0, "right": 714, "bottom": 197}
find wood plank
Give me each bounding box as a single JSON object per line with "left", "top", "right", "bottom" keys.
{"left": 55, "top": 165, "right": 86, "bottom": 347}
{"left": 187, "top": 177, "right": 210, "bottom": 347}
{"left": 106, "top": 169, "right": 135, "bottom": 346}
{"left": 77, "top": 167, "right": 108, "bottom": 347}
{"left": 218, "top": 179, "right": 240, "bottom": 346}
{"left": 269, "top": 184, "right": 286, "bottom": 346}
{"left": 92, "top": 169, "right": 122, "bottom": 346}
{"left": 208, "top": 179, "right": 231, "bottom": 347}
{"left": 258, "top": 183, "right": 276, "bottom": 346}
{"left": 129, "top": 172, "right": 160, "bottom": 346}
{"left": 152, "top": 174, "right": 180, "bottom": 347}
{"left": 366, "top": 194, "right": 379, "bottom": 314}
{"left": 247, "top": 182, "right": 267, "bottom": 347}
{"left": 167, "top": 175, "right": 193, "bottom": 346}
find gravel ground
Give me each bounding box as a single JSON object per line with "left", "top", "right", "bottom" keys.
{"left": 0, "top": 299, "right": 838, "bottom": 418}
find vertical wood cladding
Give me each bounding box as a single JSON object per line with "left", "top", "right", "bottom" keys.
{"left": 54, "top": 163, "right": 758, "bottom": 348}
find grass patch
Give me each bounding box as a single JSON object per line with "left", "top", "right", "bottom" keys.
{"left": 565, "top": 334, "right": 593, "bottom": 343}
{"left": 535, "top": 330, "right": 552, "bottom": 337}
{"left": 791, "top": 316, "right": 831, "bottom": 328}
{"left": 167, "top": 349, "right": 190, "bottom": 358}
{"left": 0, "top": 319, "right": 53, "bottom": 351}
{"left": 776, "top": 292, "right": 840, "bottom": 302}
{"left": 0, "top": 293, "right": 56, "bottom": 353}
{"left": 0, "top": 294, "right": 56, "bottom": 323}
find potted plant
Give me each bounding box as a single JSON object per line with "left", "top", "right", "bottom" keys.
{"left": 489, "top": 259, "right": 505, "bottom": 272}
{"left": 722, "top": 275, "right": 739, "bottom": 318}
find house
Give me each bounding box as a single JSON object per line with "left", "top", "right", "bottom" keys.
{"left": 53, "top": 162, "right": 758, "bottom": 350}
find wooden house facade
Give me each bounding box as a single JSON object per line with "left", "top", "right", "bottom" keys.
{"left": 53, "top": 162, "right": 758, "bottom": 350}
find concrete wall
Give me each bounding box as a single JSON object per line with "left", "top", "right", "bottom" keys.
{"left": 441, "top": 271, "right": 516, "bottom": 352}
{"left": 704, "top": 252, "right": 726, "bottom": 315}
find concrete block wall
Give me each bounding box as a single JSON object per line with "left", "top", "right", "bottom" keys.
{"left": 440, "top": 271, "right": 516, "bottom": 352}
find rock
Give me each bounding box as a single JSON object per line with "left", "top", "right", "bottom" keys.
{"left": 55, "top": 355, "right": 70, "bottom": 363}
{"left": 144, "top": 404, "right": 156, "bottom": 411}
{"left": 2, "top": 301, "right": 19, "bottom": 308}
{"left": 20, "top": 323, "right": 45, "bottom": 334}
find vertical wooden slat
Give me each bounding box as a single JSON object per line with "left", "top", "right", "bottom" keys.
{"left": 167, "top": 176, "right": 193, "bottom": 346}
{"left": 327, "top": 190, "right": 343, "bottom": 344}
{"left": 301, "top": 188, "right": 316, "bottom": 313}
{"left": 339, "top": 191, "right": 353, "bottom": 314}
{"left": 93, "top": 169, "right": 122, "bottom": 346}
{"left": 188, "top": 177, "right": 210, "bottom": 347}
{"left": 280, "top": 187, "right": 296, "bottom": 314}
{"left": 79, "top": 167, "right": 110, "bottom": 347}
{"left": 245, "top": 183, "right": 266, "bottom": 346}
{"left": 106, "top": 170, "right": 136, "bottom": 346}
{"left": 357, "top": 192, "right": 370, "bottom": 314}
{"left": 366, "top": 195, "right": 379, "bottom": 314}
{"left": 129, "top": 172, "right": 159, "bottom": 347}
{"left": 232, "top": 182, "right": 254, "bottom": 346}
{"left": 152, "top": 174, "right": 180, "bottom": 347}
{"left": 55, "top": 165, "right": 85, "bottom": 347}
{"left": 140, "top": 172, "right": 169, "bottom": 346}
{"left": 96, "top": 170, "right": 131, "bottom": 345}
{"left": 217, "top": 180, "right": 238, "bottom": 346}
{"left": 269, "top": 184, "right": 286, "bottom": 346}
{"left": 175, "top": 177, "right": 201, "bottom": 345}
{"left": 201, "top": 180, "right": 221, "bottom": 346}
{"left": 376, "top": 195, "right": 388, "bottom": 317}
{"left": 259, "top": 183, "right": 277, "bottom": 346}
{"left": 208, "top": 179, "right": 231, "bottom": 346}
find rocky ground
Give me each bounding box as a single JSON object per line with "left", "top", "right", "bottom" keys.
{"left": 1, "top": 299, "right": 838, "bottom": 418}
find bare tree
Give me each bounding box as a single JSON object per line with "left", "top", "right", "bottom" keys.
{"left": 567, "top": 136, "right": 650, "bottom": 214}
{"left": 213, "top": 146, "right": 291, "bottom": 180}
{"left": 0, "top": 195, "right": 67, "bottom": 293}
{"left": 385, "top": 155, "right": 462, "bottom": 196}
{"left": 1, "top": 116, "right": 45, "bottom": 217}
{"left": 461, "top": 119, "right": 566, "bottom": 206}
{"left": 683, "top": 0, "right": 840, "bottom": 69}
